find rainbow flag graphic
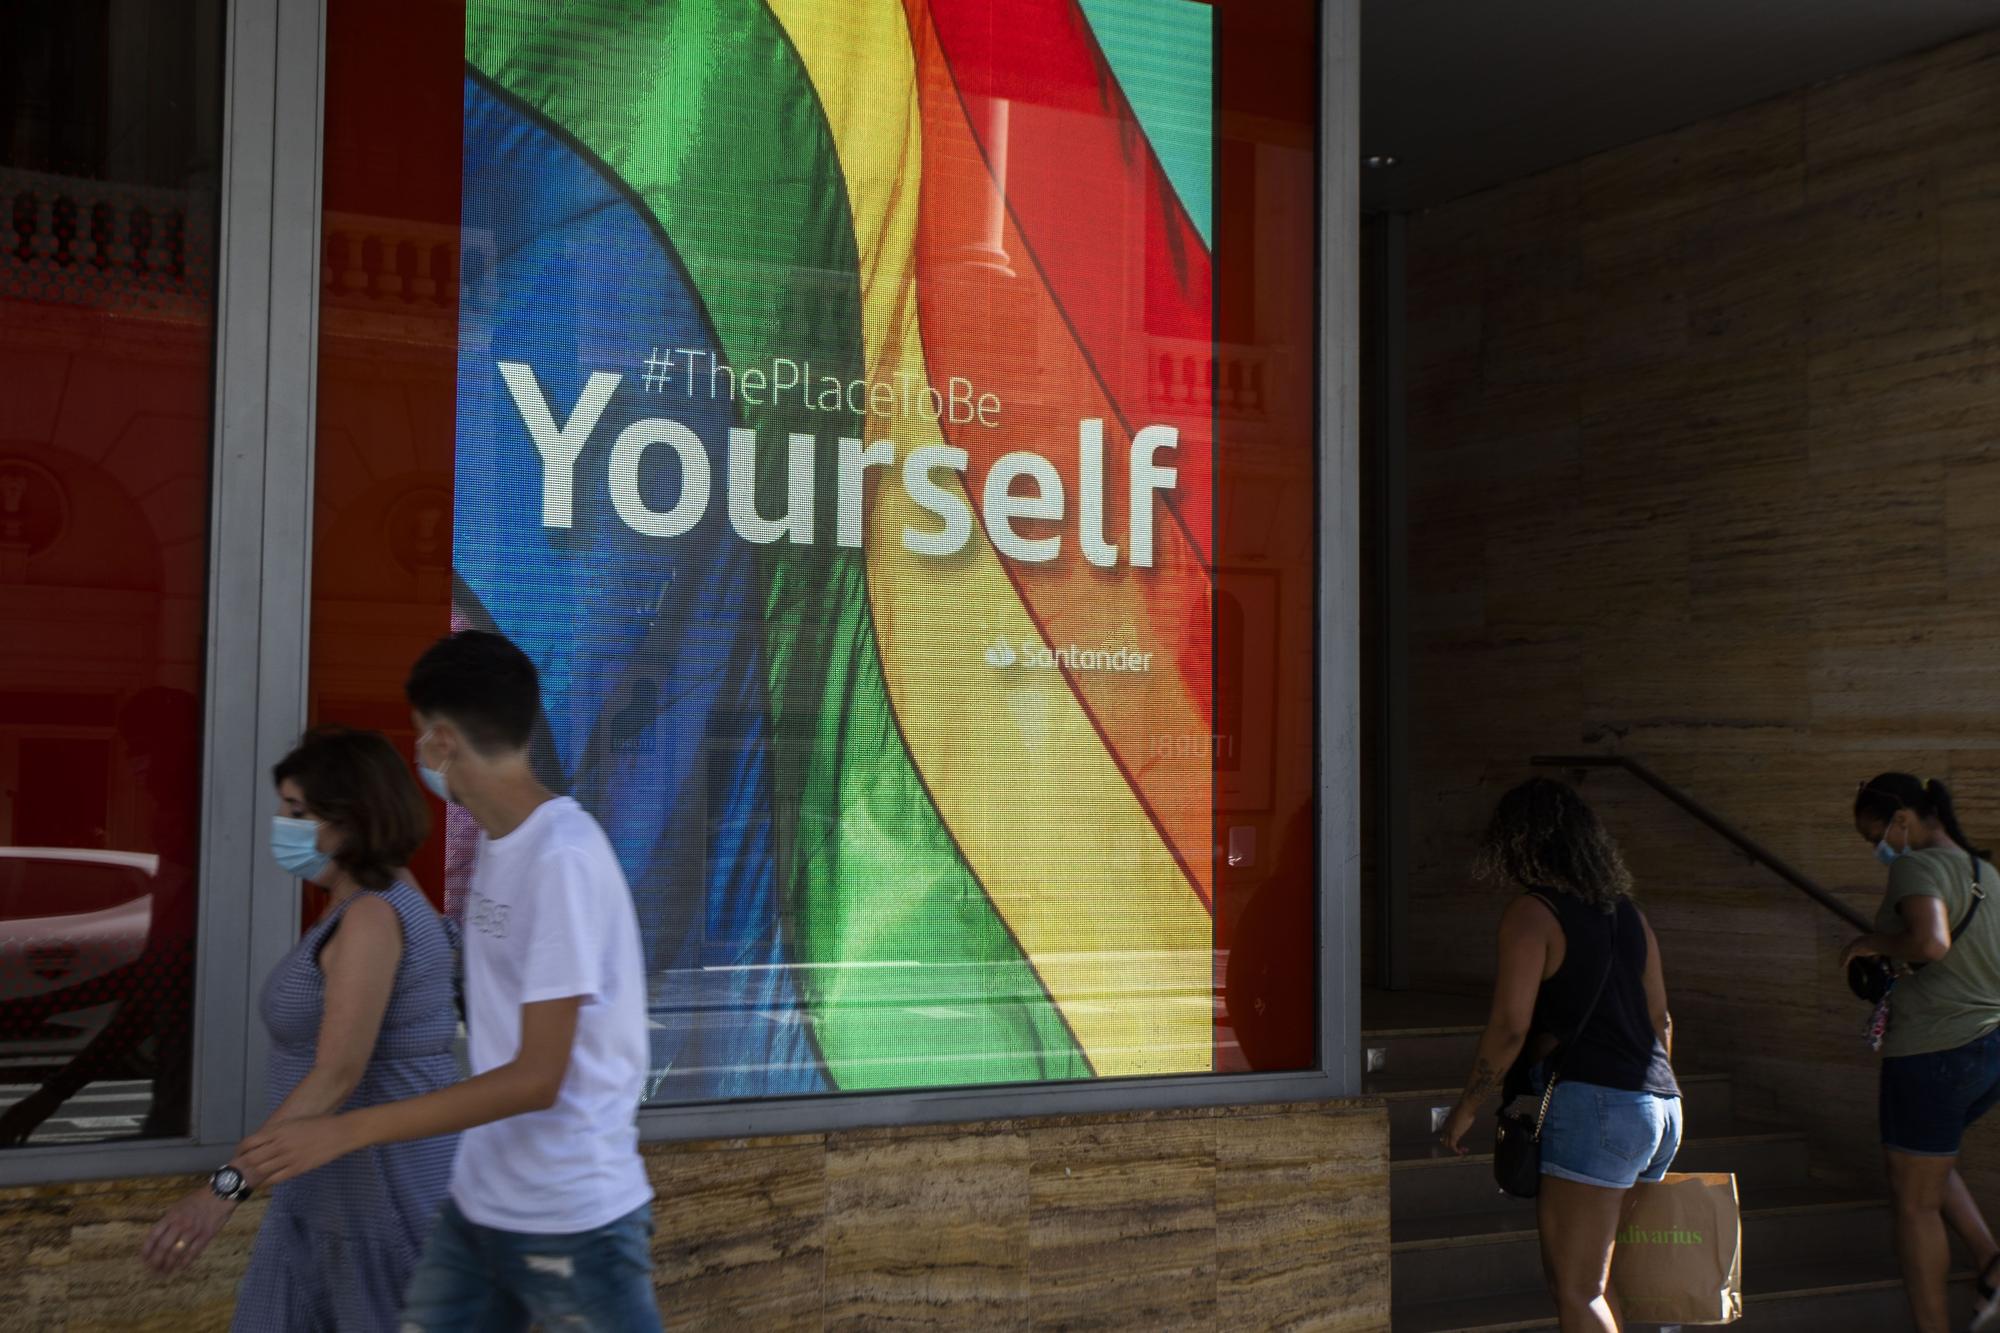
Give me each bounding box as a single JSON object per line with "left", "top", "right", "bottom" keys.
{"left": 449, "top": 0, "right": 1216, "bottom": 1099}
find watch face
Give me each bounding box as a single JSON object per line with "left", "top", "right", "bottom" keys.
{"left": 214, "top": 1166, "right": 243, "bottom": 1194}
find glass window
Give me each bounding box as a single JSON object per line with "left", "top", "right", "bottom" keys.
{"left": 308, "top": 0, "right": 464, "bottom": 924}
{"left": 316, "top": 0, "right": 1320, "bottom": 1104}
{"left": 0, "top": 0, "right": 223, "bottom": 1148}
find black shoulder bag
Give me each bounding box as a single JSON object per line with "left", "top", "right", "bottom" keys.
{"left": 1848, "top": 857, "right": 1986, "bottom": 1005}
{"left": 1494, "top": 906, "right": 1618, "bottom": 1200}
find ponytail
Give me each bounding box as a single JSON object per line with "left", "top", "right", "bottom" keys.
{"left": 1856, "top": 771, "right": 1989, "bottom": 875}
{"left": 1925, "top": 779, "right": 1991, "bottom": 870}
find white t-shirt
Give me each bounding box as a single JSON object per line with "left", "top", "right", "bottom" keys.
{"left": 451, "top": 796, "right": 653, "bottom": 1233}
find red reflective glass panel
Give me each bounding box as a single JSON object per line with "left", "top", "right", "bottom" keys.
{"left": 0, "top": 0, "right": 223, "bottom": 1147}
{"left": 306, "top": 0, "right": 465, "bottom": 921}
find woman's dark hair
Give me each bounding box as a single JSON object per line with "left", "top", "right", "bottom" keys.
{"left": 1475, "top": 777, "right": 1634, "bottom": 911}
{"left": 1854, "top": 772, "right": 1990, "bottom": 864}
{"left": 404, "top": 629, "right": 539, "bottom": 755}
{"left": 273, "top": 726, "right": 429, "bottom": 891}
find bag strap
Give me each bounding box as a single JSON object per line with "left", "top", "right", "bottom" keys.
{"left": 1908, "top": 859, "right": 1985, "bottom": 980}
{"left": 1530, "top": 901, "right": 1620, "bottom": 1140}
{"left": 1954, "top": 858, "right": 1985, "bottom": 940}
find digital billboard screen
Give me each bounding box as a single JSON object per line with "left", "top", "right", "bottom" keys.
{"left": 442, "top": 0, "right": 1316, "bottom": 1103}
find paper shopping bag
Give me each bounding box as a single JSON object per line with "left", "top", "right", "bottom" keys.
{"left": 1610, "top": 1172, "right": 1744, "bottom": 1325}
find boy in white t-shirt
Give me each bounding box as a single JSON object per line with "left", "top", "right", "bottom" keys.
{"left": 241, "top": 630, "right": 660, "bottom": 1330}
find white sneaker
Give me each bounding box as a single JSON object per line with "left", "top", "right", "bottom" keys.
{"left": 1972, "top": 1259, "right": 2000, "bottom": 1333}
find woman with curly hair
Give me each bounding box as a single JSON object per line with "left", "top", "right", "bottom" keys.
{"left": 1438, "top": 777, "right": 1680, "bottom": 1333}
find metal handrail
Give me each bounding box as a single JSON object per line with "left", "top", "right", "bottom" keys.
{"left": 1531, "top": 754, "right": 1871, "bottom": 932}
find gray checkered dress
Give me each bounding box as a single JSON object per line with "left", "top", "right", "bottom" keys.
{"left": 232, "top": 883, "right": 461, "bottom": 1331}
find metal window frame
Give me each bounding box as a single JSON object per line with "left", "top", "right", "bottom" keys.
{"left": 0, "top": 0, "right": 1357, "bottom": 1183}
{"left": 0, "top": 0, "right": 323, "bottom": 1188}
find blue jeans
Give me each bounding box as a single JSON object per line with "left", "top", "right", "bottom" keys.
{"left": 1881, "top": 1026, "right": 2000, "bottom": 1156}
{"left": 400, "top": 1199, "right": 663, "bottom": 1332}
{"left": 1539, "top": 1080, "right": 1683, "bottom": 1190}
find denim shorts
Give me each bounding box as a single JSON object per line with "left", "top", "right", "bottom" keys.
{"left": 1880, "top": 1025, "right": 2000, "bottom": 1157}
{"left": 1540, "top": 1080, "right": 1683, "bottom": 1190}
{"left": 399, "top": 1199, "right": 662, "bottom": 1332}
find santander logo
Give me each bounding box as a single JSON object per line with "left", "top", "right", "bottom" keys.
{"left": 981, "top": 636, "right": 1153, "bottom": 674}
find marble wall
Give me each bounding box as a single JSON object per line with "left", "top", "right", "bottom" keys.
{"left": 1395, "top": 25, "right": 2000, "bottom": 1195}
{"left": 0, "top": 1099, "right": 1388, "bottom": 1331}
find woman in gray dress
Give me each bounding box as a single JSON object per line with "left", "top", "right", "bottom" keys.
{"left": 142, "top": 726, "right": 460, "bottom": 1329}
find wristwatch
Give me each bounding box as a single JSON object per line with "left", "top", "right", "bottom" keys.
{"left": 208, "top": 1164, "right": 253, "bottom": 1203}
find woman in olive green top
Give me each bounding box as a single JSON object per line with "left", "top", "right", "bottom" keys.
{"left": 1847, "top": 773, "right": 2000, "bottom": 1333}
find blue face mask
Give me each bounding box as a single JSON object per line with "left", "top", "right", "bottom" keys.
{"left": 270, "top": 815, "right": 332, "bottom": 882}
{"left": 418, "top": 762, "right": 451, "bottom": 803}
{"left": 1876, "top": 823, "right": 1910, "bottom": 868}
{"left": 415, "top": 728, "right": 453, "bottom": 804}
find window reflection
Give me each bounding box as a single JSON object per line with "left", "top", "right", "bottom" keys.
{"left": 308, "top": 0, "right": 465, "bottom": 921}
{"left": 0, "top": 0, "right": 222, "bottom": 1147}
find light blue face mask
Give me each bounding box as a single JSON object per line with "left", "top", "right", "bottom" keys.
{"left": 1876, "top": 822, "right": 1910, "bottom": 868}
{"left": 418, "top": 762, "right": 451, "bottom": 803}
{"left": 415, "top": 728, "right": 453, "bottom": 804}
{"left": 270, "top": 815, "right": 332, "bottom": 882}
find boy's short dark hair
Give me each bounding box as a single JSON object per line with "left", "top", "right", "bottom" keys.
{"left": 404, "top": 630, "right": 540, "bottom": 755}
{"left": 273, "top": 726, "right": 429, "bottom": 891}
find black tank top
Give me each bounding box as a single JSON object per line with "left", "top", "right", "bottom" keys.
{"left": 1521, "top": 890, "right": 1678, "bottom": 1097}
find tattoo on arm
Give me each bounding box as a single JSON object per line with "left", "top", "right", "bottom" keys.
{"left": 1460, "top": 1056, "right": 1502, "bottom": 1108}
